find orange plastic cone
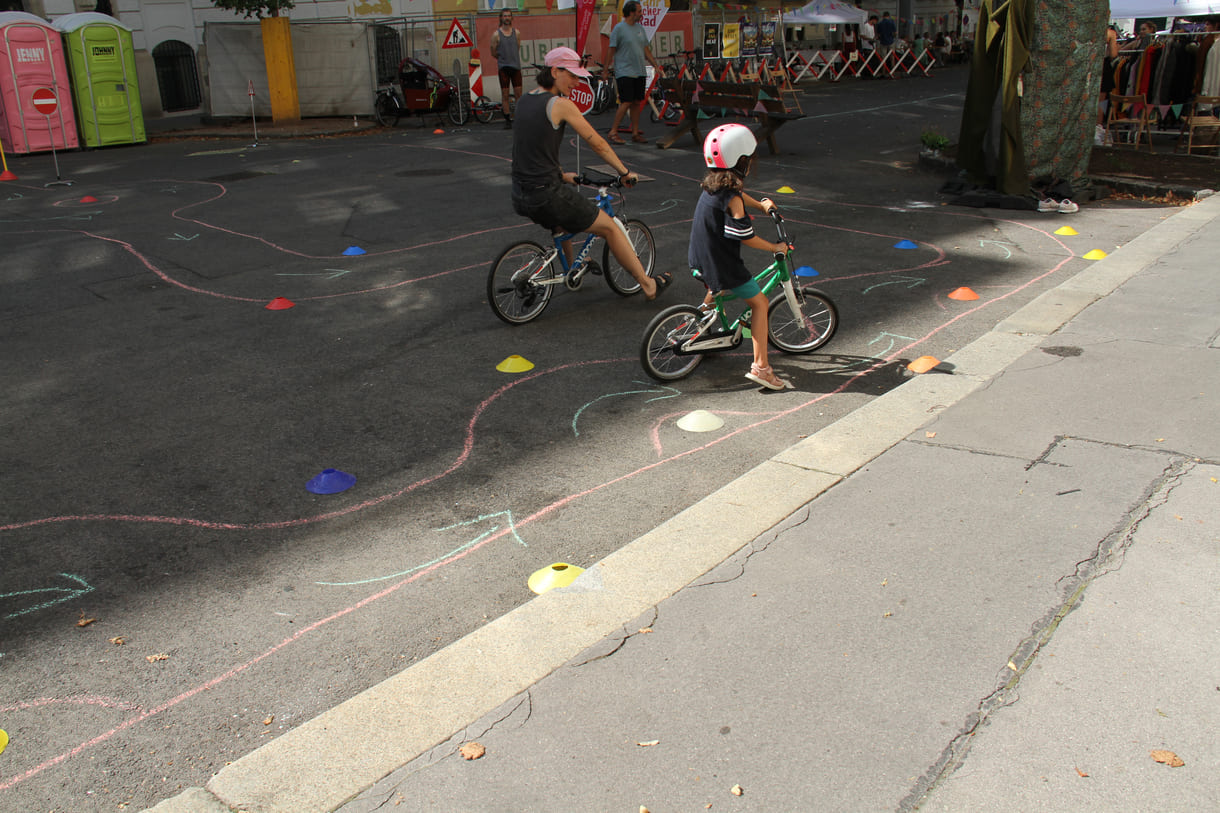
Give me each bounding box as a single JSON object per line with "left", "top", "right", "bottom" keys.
{"left": 907, "top": 355, "right": 941, "bottom": 374}
{"left": 948, "top": 287, "right": 979, "bottom": 301}
{"left": 433, "top": 128, "right": 445, "bottom": 134}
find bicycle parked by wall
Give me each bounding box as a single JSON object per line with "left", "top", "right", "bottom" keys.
{"left": 374, "top": 57, "right": 466, "bottom": 127}
{"left": 487, "top": 169, "right": 655, "bottom": 325}
{"left": 639, "top": 208, "right": 838, "bottom": 380}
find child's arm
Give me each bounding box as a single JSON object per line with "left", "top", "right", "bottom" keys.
{"left": 728, "top": 195, "right": 786, "bottom": 255}
{"left": 741, "top": 193, "right": 776, "bottom": 214}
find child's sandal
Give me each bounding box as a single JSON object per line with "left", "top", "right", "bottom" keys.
{"left": 745, "top": 364, "right": 792, "bottom": 391}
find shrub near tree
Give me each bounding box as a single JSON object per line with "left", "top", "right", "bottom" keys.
{"left": 211, "top": 0, "right": 294, "bottom": 18}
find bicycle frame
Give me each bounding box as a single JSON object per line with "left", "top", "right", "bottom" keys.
{"left": 681, "top": 214, "right": 806, "bottom": 353}
{"left": 527, "top": 185, "right": 620, "bottom": 288}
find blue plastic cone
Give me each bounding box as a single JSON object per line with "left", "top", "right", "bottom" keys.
{"left": 342, "top": 246, "right": 366, "bottom": 256}
{"left": 306, "top": 468, "right": 356, "bottom": 494}
{"left": 894, "top": 240, "right": 918, "bottom": 250}
{"left": 794, "top": 266, "right": 820, "bottom": 277}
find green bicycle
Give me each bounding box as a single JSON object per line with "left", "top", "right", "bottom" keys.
{"left": 640, "top": 208, "right": 838, "bottom": 381}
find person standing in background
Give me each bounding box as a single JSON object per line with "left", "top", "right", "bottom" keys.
{"left": 604, "top": 1, "right": 663, "bottom": 144}
{"left": 876, "top": 11, "right": 897, "bottom": 75}
{"left": 491, "top": 9, "right": 523, "bottom": 128}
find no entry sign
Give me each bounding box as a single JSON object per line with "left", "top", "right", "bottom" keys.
{"left": 569, "top": 79, "right": 594, "bottom": 115}
{"left": 32, "top": 87, "right": 57, "bottom": 116}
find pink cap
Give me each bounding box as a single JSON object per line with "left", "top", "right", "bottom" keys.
{"left": 544, "top": 47, "right": 592, "bottom": 78}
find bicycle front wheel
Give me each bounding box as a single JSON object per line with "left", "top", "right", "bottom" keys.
{"left": 641, "top": 305, "right": 705, "bottom": 381}
{"left": 374, "top": 93, "right": 400, "bottom": 127}
{"left": 447, "top": 92, "right": 469, "bottom": 126}
{"left": 768, "top": 284, "right": 839, "bottom": 353}
{"left": 473, "top": 96, "right": 496, "bottom": 124}
{"left": 487, "top": 241, "right": 556, "bottom": 325}
{"left": 603, "top": 219, "right": 654, "bottom": 296}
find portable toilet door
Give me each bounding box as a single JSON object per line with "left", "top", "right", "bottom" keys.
{"left": 51, "top": 12, "right": 145, "bottom": 147}
{"left": 0, "top": 11, "right": 79, "bottom": 154}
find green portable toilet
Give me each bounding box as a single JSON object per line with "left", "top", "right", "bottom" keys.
{"left": 51, "top": 12, "right": 144, "bottom": 147}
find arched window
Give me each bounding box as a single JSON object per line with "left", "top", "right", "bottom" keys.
{"left": 152, "top": 40, "right": 202, "bottom": 112}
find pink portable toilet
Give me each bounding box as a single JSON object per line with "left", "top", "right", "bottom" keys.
{"left": 0, "top": 11, "right": 79, "bottom": 154}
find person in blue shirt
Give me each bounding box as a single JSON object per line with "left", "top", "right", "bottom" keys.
{"left": 604, "top": 1, "right": 662, "bottom": 144}
{"left": 688, "top": 124, "right": 792, "bottom": 390}
{"left": 876, "top": 11, "right": 898, "bottom": 74}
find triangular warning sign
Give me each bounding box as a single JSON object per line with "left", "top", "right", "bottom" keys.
{"left": 443, "top": 18, "right": 472, "bottom": 49}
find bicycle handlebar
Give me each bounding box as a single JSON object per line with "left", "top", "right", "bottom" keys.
{"left": 573, "top": 169, "right": 634, "bottom": 189}
{"left": 769, "top": 207, "right": 794, "bottom": 258}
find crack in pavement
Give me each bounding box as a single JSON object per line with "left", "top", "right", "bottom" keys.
{"left": 897, "top": 447, "right": 1194, "bottom": 812}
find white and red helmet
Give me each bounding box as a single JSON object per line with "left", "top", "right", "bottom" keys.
{"left": 703, "top": 123, "right": 757, "bottom": 170}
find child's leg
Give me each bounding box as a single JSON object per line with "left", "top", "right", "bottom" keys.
{"left": 745, "top": 291, "right": 770, "bottom": 371}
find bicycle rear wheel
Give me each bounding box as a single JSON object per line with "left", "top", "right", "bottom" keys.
{"left": 447, "top": 92, "right": 469, "bottom": 125}
{"left": 473, "top": 95, "right": 496, "bottom": 124}
{"left": 487, "top": 241, "right": 555, "bottom": 325}
{"left": 641, "top": 305, "right": 706, "bottom": 381}
{"left": 768, "top": 284, "right": 839, "bottom": 353}
{"left": 374, "top": 93, "right": 401, "bottom": 127}
{"left": 603, "top": 218, "right": 654, "bottom": 296}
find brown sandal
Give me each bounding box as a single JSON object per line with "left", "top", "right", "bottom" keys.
{"left": 631, "top": 133, "right": 648, "bottom": 143}
{"left": 608, "top": 132, "right": 626, "bottom": 145}
{"left": 745, "top": 364, "right": 793, "bottom": 391}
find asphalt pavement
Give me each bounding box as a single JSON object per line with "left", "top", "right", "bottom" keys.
{"left": 2, "top": 68, "right": 1215, "bottom": 812}
{"left": 141, "top": 168, "right": 1220, "bottom": 810}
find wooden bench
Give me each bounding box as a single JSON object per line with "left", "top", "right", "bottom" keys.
{"left": 654, "top": 78, "right": 806, "bottom": 155}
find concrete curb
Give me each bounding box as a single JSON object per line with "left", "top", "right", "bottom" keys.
{"left": 145, "top": 194, "right": 1220, "bottom": 813}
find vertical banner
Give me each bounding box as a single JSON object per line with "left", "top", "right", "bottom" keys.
{"left": 722, "top": 22, "right": 740, "bottom": 58}
{"left": 575, "top": 0, "right": 597, "bottom": 57}
{"left": 703, "top": 22, "right": 721, "bottom": 59}
{"left": 741, "top": 22, "right": 758, "bottom": 58}
{"left": 759, "top": 22, "right": 776, "bottom": 57}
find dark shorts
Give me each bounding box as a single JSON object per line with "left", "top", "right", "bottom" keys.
{"left": 499, "top": 66, "right": 522, "bottom": 89}
{"left": 616, "top": 75, "right": 647, "bottom": 103}
{"left": 1100, "top": 57, "right": 1116, "bottom": 94}
{"left": 512, "top": 182, "right": 600, "bottom": 234}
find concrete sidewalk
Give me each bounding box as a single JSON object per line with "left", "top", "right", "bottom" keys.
{"left": 149, "top": 196, "right": 1220, "bottom": 812}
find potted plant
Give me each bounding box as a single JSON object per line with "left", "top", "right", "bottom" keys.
{"left": 920, "top": 128, "right": 951, "bottom": 158}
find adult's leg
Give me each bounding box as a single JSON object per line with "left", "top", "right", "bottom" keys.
{"left": 587, "top": 211, "right": 656, "bottom": 296}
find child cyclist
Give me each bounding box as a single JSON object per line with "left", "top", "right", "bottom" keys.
{"left": 688, "top": 124, "right": 793, "bottom": 390}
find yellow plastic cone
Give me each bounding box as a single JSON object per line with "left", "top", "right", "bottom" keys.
{"left": 528, "top": 562, "right": 584, "bottom": 594}
{"left": 1083, "top": 249, "right": 1107, "bottom": 260}
{"left": 907, "top": 355, "right": 941, "bottom": 374}
{"left": 1054, "top": 226, "right": 1078, "bottom": 236}
{"left": 496, "top": 355, "right": 534, "bottom": 372}
{"left": 948, "top": 287, "right": 979, "bottom": 301}
{"left": 0, "top": 728, "right": 8, "bottom": 755}
{"left": 776, "top": 186, "right": 795, "bottom": 194}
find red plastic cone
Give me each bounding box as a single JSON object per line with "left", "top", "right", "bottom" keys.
{"left": 265, "top": 297, "right": 295, "bottom": 310}
{"left": 0, "top": 169, "right": 17, "bottom": 181}
{"left": 79, "top": 195, "right": 98, "bottom": 203}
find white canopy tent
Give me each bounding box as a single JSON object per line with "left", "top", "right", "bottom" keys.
{"left": 1109, "top": 0, "right": 1220, "bottom": 17}
{"left": 783, "top": 0, "right": 870, "bottom": 25}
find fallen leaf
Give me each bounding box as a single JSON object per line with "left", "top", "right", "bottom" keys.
{"left": 263, "top": 715, "right": 274, "bottom": 725}
{"left": 109, "top": 637, "right": 126, "bottom": 646}
{"left": 730, "top": 784, "right": 744, "bottom": 796}
{"left": 881, "top": 578, "right": 888, "bottom": 587}
{"left": 1075, "top": 766, "right": 1089, "bottom": 777}
{"left": 637, "top": 740, "right": 660, "bottom": 747}
{"left": 146, "top": 653, "right": 169, "bottom": 662}
{"left": 925, "top": 431, "right": 937, "bottom": 438}
{"left": 883, "top": 611, "right": 893, "bottom": 618}
{"left": 1150, "top": 749, "right": 1184, "bottom": 767}
{"left": 76, "top": 613, "right": 97, "bottom": 628}
{"left": 640, "top": 807, "right": 650, "bottom": 813}
{"left": 459, "top": 742, "right": 485, "bottom": 760}
{"left": 638, "top": 627, "right": 653, "bottom": 634}
{"left": 1007, "top": 661, "right": 1017, "bottom": 671}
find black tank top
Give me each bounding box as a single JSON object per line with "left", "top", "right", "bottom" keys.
{"left": 512, "top": 92, "right": 565, "bottom": 193}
